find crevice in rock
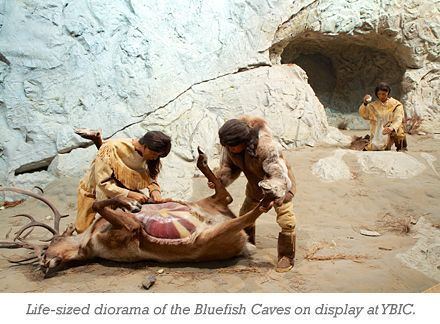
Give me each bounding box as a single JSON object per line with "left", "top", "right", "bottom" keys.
{"left": 0, "top": 52, "right": 11, "bottom": 66}
{"left": 58, "top": 142, "right": 95, "bottom": 155}
{"left": 14, "top": 156, "right": 55, "bottom": 176}
{"left": 107, "top": 63, "right": 271, "bottom": 138}
{"left": 274, "top": 0, "right": 319, "bottom": 36}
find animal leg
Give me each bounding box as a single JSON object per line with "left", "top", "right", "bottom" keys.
{"left": 196, "top": 147, "right": 233, "bottom": 205}
{"left": 92, "top": 197, "right": 142, "bottom": 232}
{"left": 239, "top": 197, "right": 259, "bottom": 245}
{"left": 74, "top": 128, "right": 103, "bottom": 149}
{"left": 199, "top": 193, "right": 275, "bottom": 242}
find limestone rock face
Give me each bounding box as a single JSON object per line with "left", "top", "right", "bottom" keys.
{"left": 312, "top": 150, "right": 427, "bottom": 182}
{"left": 118, "top": 65, "right": 328, "bottom": 199}
{"left": 271, "top": 0, "right": 440, "bottom": 131}
{"left": 321, "top": 126, "right": 352, "bottom": 146}
{"left": 311, "top": 150, "right": 352, "bottom": 182}
{"left": 4, "top": 171, "right": 56, "bottom": 201}
{"left": 397, "top": 217, "right": 440, "bottom": 282}
{"left": 0, "top": 0, "right": 301, "bottom": 197}
{"left": 0, "top": 0, "right": 438, "bottom": 200}
{"left": 48, "top": 146, "right": 97, "bottom": 178}
{"left": 355, "top": 151, "right": 426, "bottom": 179}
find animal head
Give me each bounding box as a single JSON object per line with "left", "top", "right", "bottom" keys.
{"left": 40, "top": 229, "right": 81, "bottom": 276}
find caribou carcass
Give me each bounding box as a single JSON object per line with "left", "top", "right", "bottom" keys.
{"left": 0, "top": 148, "right": 276, "bottom": 276}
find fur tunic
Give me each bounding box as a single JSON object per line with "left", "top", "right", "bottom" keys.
{"left": 215, "top": 116, "right": 296, "bottom": 201}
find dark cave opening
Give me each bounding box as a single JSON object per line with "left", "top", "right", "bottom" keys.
{"left": 279, "top": 33, "right": 406, "bottom": 128}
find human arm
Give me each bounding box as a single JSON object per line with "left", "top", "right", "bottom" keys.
{"left": 146, "top": 180, "right": 163, "bottom": 202}
{"left": 94, "top": 154, "right": 150, "bottom": 203}
{"left": 127, "top": 191, "right": 150, "bottom": 203}
{"left": 359, "top": 95, "right": 372, "bottom": 120}
{"left": 94, "top": 156, "right": 130, "bottom": 198}
{"left": 210, "top": 149, "right": 241, "bottom": 188}
{"left": 389, "top": 102, "right": 405, "bottom": 132}
{"left": 260, "top": 144, "right": 294, "bottom": 205}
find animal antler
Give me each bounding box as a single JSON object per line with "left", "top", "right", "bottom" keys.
{"left": 0, "top": 187, "right": 66, "bottom": 233}
{"left": 0, "top": 187, "right": 67, "bottom": 267}
{"left": 11, "top": 214, "right": 57, "bottom": 240}
{"left": 196, "top": 147, "right": 233, "bottom": 205}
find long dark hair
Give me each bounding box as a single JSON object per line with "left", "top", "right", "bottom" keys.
{"left": 218, "top": 119, "right": 258, "bottom": 157}
{"left": 139, "top": 131, "right": 171, "bottom": 179}
{"left": 375, "top": 82, "right": 391, "bottom": 97}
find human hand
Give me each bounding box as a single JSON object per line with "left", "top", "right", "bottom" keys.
{"left": 207, "top": 181, "right": 215, "bottom": 189}
{"left": 282, "top": 191, "right": 294, "bottom": 204}
{"left": 127, "top": 191, "right": 150, "bottom": 204}
{"left": 259, "top": 201, "right": 274, "bottom": 213}
{"left": 382, "top": 127, "right": 393, "bottom": 135}
{"left": 363, "top": 94, "right": 372, "bottom": 105}
{"left": 150, "top": 190, "right": 163, "bottom": 203}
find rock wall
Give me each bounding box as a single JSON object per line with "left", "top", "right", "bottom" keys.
{"left": 79, "top": 65, "right": 328, "bottom": 200}
{"left": 270, "top": 0, "right": 440, "bottom": 130}
{"left": 0, "top": 0, "right": 329, "bottom": 200}
{"left": 1, "top": 0, "right": 438, "bottom": 200}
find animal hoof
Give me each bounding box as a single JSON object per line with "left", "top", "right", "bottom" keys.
{"left": 258, "top": 180, "right": 272, "bottom": 191}
{"left": 112, "top": 197, "right": 141, "bottom": 212}
{"left": 130, "top": 201, "right": 142, "bottom": 213}
{"left": 142, "top": 275, "right": 156, "bottom": 290}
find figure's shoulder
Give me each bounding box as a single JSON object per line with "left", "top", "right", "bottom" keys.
{"left": 369, "top": 100, "right": 381, "bottom": 107}
{"left": 256, "top": 132, "right": 282, "bottom": 161}
{"left": 98, "top": 138, "right": 133, "bottom": 156}
{"left": 239, "top": 115, "right": 269, "bottom": 130}
{"left": 388, "top": 97, "right": 402, "bottom": 107}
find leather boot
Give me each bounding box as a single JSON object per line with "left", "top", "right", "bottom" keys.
{"left": 276, "top": 232, "right": 295, "bottom": 272}
{"left": 400, "top": 138, "right": 408, "bottom": 151}
{"left": 244, "top": 225, "right": 256, "bottom": 245}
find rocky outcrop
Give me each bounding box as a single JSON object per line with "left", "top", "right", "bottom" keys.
{"left": 270, "top": 0, "right": 440, "bottom": 131}
{"left": 0, "top": 0, "right": 438, "bottom": 200}
{"left": 101, "top": 65, "right": 328, "bottom": 199}
{"left": 0, "top": 0, "right": 313, "bottom": 198}
{"left": 312, "top": 150, "right": 352, "bottom": 182}
{"left": 312, "top": 150, "right": 427, "bottom": 182}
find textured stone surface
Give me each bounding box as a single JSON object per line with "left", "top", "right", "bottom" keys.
{"left": 2, "top": 171, "right": 56, "bottom": 201}
{"left": 1, "top": 0, "right": 438, "bottom": 200}
{"left": 420, "top": 152, "right": 440, "bottom": 178}
{"left": 321, "top": 126, "right": 352, "bottom": 146}
{"left": 270, "top": 0, "right": 440, "bottom": 131}
{"left": 354, "top": 151, "right": 426, "bottom": 179}
{"left": 312, "top": 149, "right": 427, "bottom": 181}
{"left": 311, "top": 150, "right": 352, "bottom": 182}
{"left": 397, "top": 217, "right": 440, "bottom": 282}
{"left": 119, "top": 65, "right": 328, "bottom": 199}
{"left": 0, "top": 0, "right": 298, "bottom": 196}
{"left": 48, "top": 146, "right": 97, "bottom": 178}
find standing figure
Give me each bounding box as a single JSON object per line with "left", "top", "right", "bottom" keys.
{"left": 75, "top": 131, "right": 171, "bottom": 233}
{"left": 210, "top": 116, "right": 297, "bottom": 272}
{"left": 359, "top": 82, "right": 407, "bottom": 151}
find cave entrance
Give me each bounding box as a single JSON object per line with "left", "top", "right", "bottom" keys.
{"left": 279, "top": 33, "right": 406, "bottom": 129}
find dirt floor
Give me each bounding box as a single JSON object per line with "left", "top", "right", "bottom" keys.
{"left": 0, "top": 130, "right": 439, "bottom": 292}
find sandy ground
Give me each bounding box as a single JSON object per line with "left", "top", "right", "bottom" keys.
{"left": 0, "top": 130, "right": 439, "bottom": 292}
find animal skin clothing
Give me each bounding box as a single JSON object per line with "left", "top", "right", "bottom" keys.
{"left": 239, "top": 196, "right": 295, "bottom": 232}
{"left": 75, "top": 138, "right": 160, "bottom": 233}
{"left": 215, "top": 116, "right": 296, "bottom": 233}
{"left": 359, "top": 97, "right": 406, "bottom": 151}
